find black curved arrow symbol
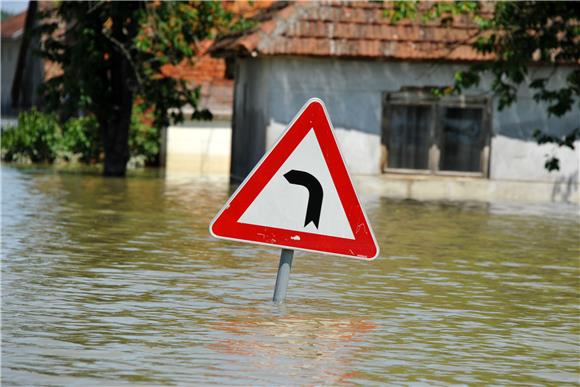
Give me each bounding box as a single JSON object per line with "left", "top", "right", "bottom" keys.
{"left": 283, "top": 169, "right": 323, "bottom": 229}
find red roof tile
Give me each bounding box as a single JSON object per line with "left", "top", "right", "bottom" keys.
{"left": 1, "top": 11, "right": 26, "bottom": 39}
{"left": 211, "top": 1, "right": 492, "bottom": 62}
{"left": 158, "top": 40, "right": 233, "bottom": 115}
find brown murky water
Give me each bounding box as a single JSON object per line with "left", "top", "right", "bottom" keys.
{"left": 2, "top": 165, "right": 579, "bottom": 385}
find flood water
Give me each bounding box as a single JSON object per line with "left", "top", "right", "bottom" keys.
{"left": 2, "top": 165, "right": 579, "bottom": 385}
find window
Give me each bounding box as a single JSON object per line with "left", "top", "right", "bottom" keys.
{"left": 381, "top": 91, "right": 491, "bottom": 176}
{"left": 388, "top": 105, "right": 432, "bottom": 170}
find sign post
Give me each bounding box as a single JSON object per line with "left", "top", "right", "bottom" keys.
{"left": 272, "top": 248, "right": 294, "bottom": 303}
{"left": 210, "top": 98, "right": 379, "bottom": 303}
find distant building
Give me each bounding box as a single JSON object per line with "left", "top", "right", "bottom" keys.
{"left": 158, "top": 40, "right": 234, "bottom": 176}
{"left": 1, "top": 4, "right": 61, "bottom": 125}
{"left": 160, "top": 1, "right": 273, "bottom": 176}
{"left": 212, "top": 2, "right": 579, "bottom": 203}
{"left": 1, "top": 11, "right": 29, "bottom": 125}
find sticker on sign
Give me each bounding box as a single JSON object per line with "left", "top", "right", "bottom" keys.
{"left": 209, "top": 98, "right": 379, "bottom": 260}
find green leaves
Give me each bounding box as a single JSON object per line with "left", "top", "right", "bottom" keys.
{"left": 133, "top": 1, "right": 249, "bottom": 131}
{"left": 533, "top": 127, "right": 579, "bottom": 150}
{"left": 543, "top": 157, "right": 560, "bottom": 172}
{"left": 1, "top": 107, "right": 166, "bottom": 166}
{"left": 384, "top": 1, "right": 419, "bottom": 24}
{"left": 62, "top": 116, "right": 101, "bottom": 163}
{"left": 385, "top": 1, "right": 480, "bottom": 24}
{"left": 530, "top": 70, "right": 580, "bottom": 118}
{"left": 531, "top": 127, "right": 580, "bottom": 171}
{"left": 129, "top": 104, "right": 159, "bottom": 165}
{"left": 2, "top": 109, "right": 63, "bottom": 163}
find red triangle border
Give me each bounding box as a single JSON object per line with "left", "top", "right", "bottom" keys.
{"left": 210, "top": 99, "right": 379, "bottom": 260}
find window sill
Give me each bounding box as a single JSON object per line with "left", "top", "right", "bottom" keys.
{"left": 383, "top": 168, "right": 487, "bottom": 179}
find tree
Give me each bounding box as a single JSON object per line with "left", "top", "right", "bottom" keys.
{"left": 37, "top": 1, "right": 246, "bottom": 176}
{"left": 1, "top": 10, "right": 14, "bottom": 20}
{"left": 386, "top": 1, "right": 580, "bottom": 171}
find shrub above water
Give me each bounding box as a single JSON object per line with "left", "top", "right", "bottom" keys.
{"left": 1, "top": 109, "right": 62, "bottom": 163}
{"left": 2, "top": 107, "right": 160, "bottom": 166}
{"left": 62, "top": 116, "right": 101, "bottom": 163}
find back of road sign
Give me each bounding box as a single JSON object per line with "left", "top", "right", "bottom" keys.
{"left": 209, "top": 98, "right": 379, "bottom": 260}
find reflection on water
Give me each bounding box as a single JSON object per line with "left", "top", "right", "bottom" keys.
{"left": 2, "top": 165, "right": 579, "bottom": 385}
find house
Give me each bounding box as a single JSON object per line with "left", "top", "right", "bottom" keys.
{"left": 2, "top": 3, "right": 62, "bottom": 126}
{"left": 160, "top": 41, "right": 235, "bottom": 176}
{"left": 1, "top": 10, "right": 29, "bottom": 127}
{"left": 211, "top": 2, "right": 579, "bottom": 203}
{"left": 159, "top": 1, "right": 274, "bottom": 177}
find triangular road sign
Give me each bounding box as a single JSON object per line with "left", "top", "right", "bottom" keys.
{"left": 210, "top": 98, "right": 379, "bottom": 260}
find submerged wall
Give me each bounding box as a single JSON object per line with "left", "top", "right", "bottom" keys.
{"left": 164, "top": 120, "right": 231, "bottom": 176}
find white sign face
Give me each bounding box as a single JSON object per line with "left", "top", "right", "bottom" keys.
{"left": 238, "top": 129, "right": 354, "bottom": 239}
{"left": 210, "top": 98, "right": 379, "bottom": 259}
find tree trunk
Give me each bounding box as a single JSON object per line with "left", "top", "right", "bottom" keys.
{"left": 101, "top": 3, "right": 139, "bottom": 177}
{"left": 101, "top": 64, "right": 132, "bottom": 177}
{"left": 102, "top": 115, "right": 131, "bottom": 177}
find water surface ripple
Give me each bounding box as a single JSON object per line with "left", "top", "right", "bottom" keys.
{"left": 2, "top": 166, "right": 579, "bottom": 385}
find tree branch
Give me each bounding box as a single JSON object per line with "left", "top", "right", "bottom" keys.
{"left": 101, "top": 29, "right": 144, "bottom": 89}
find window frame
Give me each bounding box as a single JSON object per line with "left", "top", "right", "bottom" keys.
{"left": 382, "top": 90, "right": 492, "bottom": 178}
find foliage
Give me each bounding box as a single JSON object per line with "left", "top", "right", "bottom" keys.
{"left": 1, "top": 109, "right": 101, "bottom": 164}
{"left": 533, "top": 128, "right": 580, "bottom": 171}
{"left": 1, "top": 108, "right": 167, "bottom": 166}
{"left": 1, "top": 10, "right": 14, "bottom": 21}
{"left": 1, "top": 109, "right": 62, "bottom": 163}
{"left": 61, "top": 116, "right": 101, "bottom": 163}
{"left": 133, "top": 1, "right": 249, "bottom": 128}
{"left": 129, "top": 103, "right": 159, "bottom": 165}
{"left": 386, "top": 1, "right": 580, "bottom": 171}
{"left": 36, "top": 1, "right": 248, "bottom": 175}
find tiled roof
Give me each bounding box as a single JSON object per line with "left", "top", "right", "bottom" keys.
{"left": 211, "top": 1, "right": 492, "bottom": 62}
{"left": 0, "top": 11, "right": 26, "bottom": 39}
{"left": 158, "top": 40, "right": 233, "bottom": 117}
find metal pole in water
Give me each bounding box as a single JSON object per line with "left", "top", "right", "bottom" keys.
{"left": 273, "top": 248, "right": 294, "bottom": 303}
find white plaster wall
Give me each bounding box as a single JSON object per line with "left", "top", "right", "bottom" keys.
{"left": 266, "top": 119, "right": 381, "bottom": 174}
{"left": 334, "top": 128, "right": 381, "bottom": 175}
{"left": 165, "top": 120, "right": 231, "bottom": 175}
{"left": 490, "top": 136, "right": 579, "bottom": 182}
{"left": 247, "top": 57, "right": 579, "bottom": 183}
